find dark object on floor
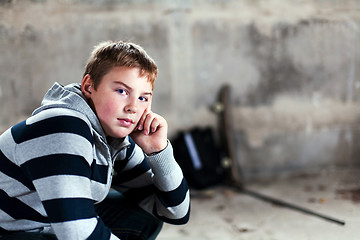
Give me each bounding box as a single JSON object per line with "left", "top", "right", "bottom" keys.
{"left": 173, "top": 127, "right": 226, "bottom": 189}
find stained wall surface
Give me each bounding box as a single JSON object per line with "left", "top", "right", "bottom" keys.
{"left": 1, "top": 0, "right": 359, "bottom": 179}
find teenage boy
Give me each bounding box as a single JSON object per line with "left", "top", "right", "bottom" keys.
{"left": 0, "top": 41, "right": 190, "bottom": 240}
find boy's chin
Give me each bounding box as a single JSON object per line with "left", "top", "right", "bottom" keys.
{"left": 106, "top": 129, "right": 133, "bottom": 139}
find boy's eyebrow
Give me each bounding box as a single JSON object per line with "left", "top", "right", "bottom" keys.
{"left": 113, "top": 81, "right": 152, "bottom": 96}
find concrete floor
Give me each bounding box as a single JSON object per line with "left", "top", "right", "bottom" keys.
{"left": 157, "top": 167, "right": 360, "bottom": 240}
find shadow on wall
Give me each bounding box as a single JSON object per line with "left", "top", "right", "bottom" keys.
{"left": 192, "top": 18, "right": 360, "bottom": 180}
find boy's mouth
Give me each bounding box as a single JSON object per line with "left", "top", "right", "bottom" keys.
{"left": 117, "top": 118, "right": 134, "bottom": 127}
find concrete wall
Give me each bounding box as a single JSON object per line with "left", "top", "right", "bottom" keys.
{"left": 1, "top": 0, "right": 359, "bottom": 180}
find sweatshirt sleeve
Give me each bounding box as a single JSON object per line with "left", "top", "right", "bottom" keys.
{"left": 13, "top": 110, "right": 119, "bottom": 240}
{"left": 111, "top": 138, "right": 190, "bottom": 225}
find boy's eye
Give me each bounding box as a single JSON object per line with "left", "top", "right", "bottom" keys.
{"left": 117, "top": 89, "right": 127, "bottom": 95}
{"left": 139, "top": 96, "right": 148, "bottom": 102}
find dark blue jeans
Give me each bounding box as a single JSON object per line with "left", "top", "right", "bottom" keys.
{"left": 0, "top": 191, "right": 163, "bottom": 240}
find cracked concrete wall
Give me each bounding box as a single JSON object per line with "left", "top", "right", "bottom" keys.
{"left": 0, "top": 0, "right": 359, "bottom": 180}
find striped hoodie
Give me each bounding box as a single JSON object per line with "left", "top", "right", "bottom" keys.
{"left": 0, "top": 82, "right": 190, "bottom": 239}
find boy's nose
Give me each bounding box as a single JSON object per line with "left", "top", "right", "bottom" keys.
{"left": 125, "top": 100, "right": 137, "bottom": 113}
{"left": 125, "top": 106, "right": 136, "bottom": 113}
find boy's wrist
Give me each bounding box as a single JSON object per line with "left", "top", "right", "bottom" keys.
{"left": 147, "top": 150, "right": 163, "bottom": 156}
{"left": 146, "top": 140, "right": 168, "bottom": 156}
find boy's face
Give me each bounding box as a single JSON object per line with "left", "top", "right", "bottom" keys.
{"left": 83, "top": 67, "right": 153, "bottom": 138}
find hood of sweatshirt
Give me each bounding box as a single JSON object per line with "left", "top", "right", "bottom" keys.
{"left": 32, "top": 82, "right": 131, "bottom": 154}
{"left": 32, "top": 82, "right": 106, "bottom": 137}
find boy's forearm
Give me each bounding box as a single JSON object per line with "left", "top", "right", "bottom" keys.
{"left": 145, "top": 141, "right": 184, "bottom": 190}
{"left": 145, "top": 141, "right": 191, "bottom": 224}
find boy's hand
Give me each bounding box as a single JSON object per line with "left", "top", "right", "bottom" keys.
{"left": 130, "top": 109, "right": 168, "bottom": 155}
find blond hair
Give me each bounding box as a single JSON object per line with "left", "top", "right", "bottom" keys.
{"left": 83, "top": 41, "right": 158, "bottom": 89}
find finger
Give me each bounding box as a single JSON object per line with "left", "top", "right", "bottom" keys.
{"left": 150, "top": 118, "right": 160, "bottom": 133}
{"left": 143, "top": 113, "right": 156, "bottom": 135}
{"left": 137, "top": 109, "right": 150, "bottom": 131}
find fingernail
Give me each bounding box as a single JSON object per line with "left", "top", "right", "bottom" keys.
{"left": 138, "top": 124, "right": 142, "bottom": 130}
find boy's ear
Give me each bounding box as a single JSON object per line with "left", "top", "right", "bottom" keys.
{"left": 81, "top": 74, "right": 93, "bottom": 99}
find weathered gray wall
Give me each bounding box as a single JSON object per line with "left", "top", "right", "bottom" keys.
{"left": 1, "top": 0, "right": 359, "bottom": 180}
